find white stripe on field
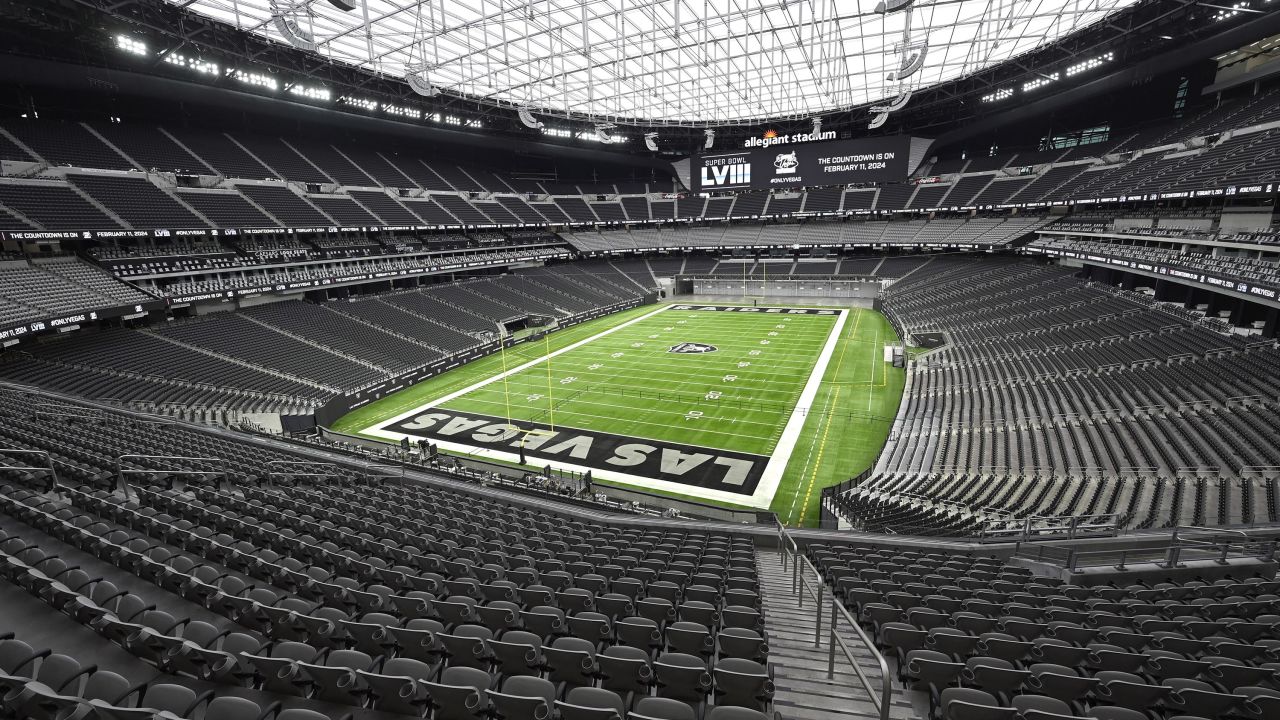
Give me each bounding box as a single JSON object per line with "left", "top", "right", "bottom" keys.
{"left": 747, "top": 308, "right": 849, "bottom": 508}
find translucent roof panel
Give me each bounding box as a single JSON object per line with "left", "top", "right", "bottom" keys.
{"left": 166, "top": 0, "right": 1139, "bottom": 126}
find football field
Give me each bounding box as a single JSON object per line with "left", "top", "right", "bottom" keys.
{"left": 337, "top": 302, "right": 904, "bottom": 526}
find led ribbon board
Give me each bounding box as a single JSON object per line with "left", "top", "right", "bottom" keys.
{"left": 693, "top": 135, "right": 913, "bottom": 192}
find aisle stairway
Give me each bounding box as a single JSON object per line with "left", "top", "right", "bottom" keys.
{"left": 755, "top": 548, "right": 919, "bottom": 720}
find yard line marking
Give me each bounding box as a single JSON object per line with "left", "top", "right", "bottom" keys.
{"left": 799, "top": 386, "right": 841, "bottom": 524}
{"left": 364, "top": 304, "right": 672, "bottom": 432}
{"left": 458, "top": 382, "right": 802, "bottom": 408}
{"left": 449, "top": 393, "right": 784, "bottom": 431}
{"left": 528, "top": 357, "right": 825, "bottom": 385}
{"left": 441, "top": 397, "right": 778, "bottom": 441}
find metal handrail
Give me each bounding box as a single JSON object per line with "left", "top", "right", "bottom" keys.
{"left": 0, "top": 448, "right": 60, "bottom": 491}
{"left": 116, "top": 454, "right": 229, "bottom": 498}
{"left": 362, "top": 462, "right": 405, "bottom": 484}
{"left": 266, "top": 460, "right": 344, "bottom": 487}
{"left": 1048, "top": 536, "right": 1276, "bottom": 572}
{"left": 1173, "top": 525, "right": 1249, "bottom": 539}
{"left": 776, "top": 521, "right": 891, "bottom": 720}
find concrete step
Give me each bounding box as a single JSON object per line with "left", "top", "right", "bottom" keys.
{"left": 755, "top": 548, "right": 919, "bottom": 720}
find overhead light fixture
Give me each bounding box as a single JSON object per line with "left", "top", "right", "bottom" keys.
{"left": 518, "top": 107, "right": 544, "bottom": 129}
{"left": 164, "top": 53, "right": 219, "bottom": 76}
{"left": 888, "top": 42, "right": 928, "bottom": 82}
{"left": 270, "top": 1, "right": 316, "bottom": 52}
{"left": 383, "top": 103, "right": 422, "bottom": 119}
{"left": 339, "top": 95, "right": 378, "bottom": 111}
{"left": 1064, "top": 52, "right": 1114, "bottom": 77}
{"left": 594, "top": 122, "right": 615, "bottom": 144}
{"left": 114, "top": 35, "right": 147, "bottom": 57}
{"left": 287, "top": 84, "right": 331, "bottom": 101}
{"left": 327, "top": 0, "right": 361, "bottom": 11}
{"left": 868, "top": 113, "right": 889, "bottom": 130}
{"left": 704, "top": 129, "right": 715, "bottom": 149}
{"left": 981, "top": 88, "right": 1014, "bottom": 103}
{"left": 229, "top": 69, "right": 279, "bottom": 91}
{"left": 1023, "top": 73, "right": 1060, "bottom": 93}
{"left": 872, "top": 89, "right": 912, "bottom": 114}
{"left": 644, "top": 132, "right": 659, "bottom": 152}
{"left": 875, "top": 0, "right": 915, "bottom": 14}
{"left": 405, "top": 64, "right": 438, "bottom": 97}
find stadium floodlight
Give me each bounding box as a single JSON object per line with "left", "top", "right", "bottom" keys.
{"left": 644, "top": 132, "right": 659, "bottom": 152}
{"left": 594, "top": 122, "right": 615, "bottom": 144}
{"left": 115, "top": 35, "right": 148, "bottom": 57}
{"left": 270, "top": 1, "right": 316, "bottom": 52}
{"left": 327, "top": 0, "right": 360, "bottom": 11}
{"left": 704, "top": 128, "right": 715, "bottom": 149}
{"left": 868, "top": 112, "right": 889, "bottom": 130}
{"left": 875, "top": 0, "right": 915, "bottom": 13}
{"left": 287, "top": 84, "right": 331, "bottom": 101}
{"left": 518, "top": 107, "right": 544, "bottom": 129}
{"left": 405, "top": 63, "right": 438, "bottom": 97}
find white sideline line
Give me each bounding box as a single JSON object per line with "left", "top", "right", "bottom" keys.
{"left": 363, "top": 304, "right": 848, "bottom": 509}
{"left": 748, "top": 308, "right": 848, "bottom": 508}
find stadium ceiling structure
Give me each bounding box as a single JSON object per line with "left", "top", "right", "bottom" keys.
{"left": 164, "top": 0, "right": 1141, "bottom": 127}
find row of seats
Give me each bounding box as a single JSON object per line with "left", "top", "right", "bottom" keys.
{"left": 805, "top": 543, "right": 1280, "bottom": 720}
{"left": 0, "top": 120, "right": 665, "bottom": 196}
{"left": 0, "top": 255, "right": 644, "bottom": 414}
{"left": 561, "top": 218, "right": 1054, "bottom": 252}
{"left": 0, "top": 380, "right": 775, "bottom": 719}
{"left": 1028, "top": 237, "right": 1278, "bottom": 292}
{"left": 830, "top": 256, "right": 1280, "bottom": 534}
{"left": 0, "top": 259, "right": 152, "bottom": 327}
{"left": 4, "top": 95, "right": 1279, "bottom": 237}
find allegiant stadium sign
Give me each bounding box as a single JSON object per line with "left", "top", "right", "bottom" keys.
{"left": 743, "top": 129, "right": 837, "bottom": 148}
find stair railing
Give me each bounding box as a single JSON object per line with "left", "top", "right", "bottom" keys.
{"left": 775, "top": 520, "right": 892, "bottom": 720}
{"left": 0, "top": 449, "right": 59, "bottom": 492}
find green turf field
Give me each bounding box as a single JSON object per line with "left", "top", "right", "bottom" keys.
{"left": 438, "top": 307, "right": 836, "bottom": 454}
{"left": 334, "top": 301, "right": 904, "bottom": 527}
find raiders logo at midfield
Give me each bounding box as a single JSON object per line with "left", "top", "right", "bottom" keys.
{"left": 668, "top": 342, "right": 718, "bottom": 354}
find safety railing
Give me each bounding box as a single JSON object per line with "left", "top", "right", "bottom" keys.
{"left": 266, "top": 460, "right": 346, "bottom": 488}
{"left": 1016, "top": 526, "right": 1276, "bottom": 572}
{"left": 980, "top": 513, "right": 1120, "bottom": 542}
{"left": 361, "top": 462, "right": 406, "bottom": 484}
{"left": 116, "top": 455, "right": 229, "bottom": 498}
{"left": 0, "top": 448, "right": 59, "bottom": 492}
{"left": 775, "top": 521, "right": 891, "bottom": 720}
{"left": 32, "top": 402, "right": 111, "bottom": 422}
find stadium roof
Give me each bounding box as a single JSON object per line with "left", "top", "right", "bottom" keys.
{"left": 165, "top": 0, "right": 1140, "bottom": 127}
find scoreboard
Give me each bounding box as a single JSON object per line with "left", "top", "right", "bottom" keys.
{"left": 693, "top": 135, "right": 912, "bottom": 192}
